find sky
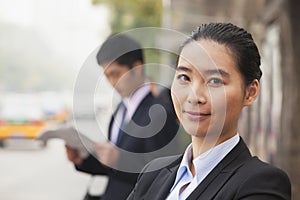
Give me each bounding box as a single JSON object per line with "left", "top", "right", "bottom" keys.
{"left": 0, "top": 0, "right": 110, "bottom": 91}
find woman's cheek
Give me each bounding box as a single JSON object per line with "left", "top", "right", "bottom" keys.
{"left": 171, "top": 85, "right": 184, "bottom": 121}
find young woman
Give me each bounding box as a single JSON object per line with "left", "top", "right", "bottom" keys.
{"left": 127, "top": 23, "right": 291, "bottom": 200}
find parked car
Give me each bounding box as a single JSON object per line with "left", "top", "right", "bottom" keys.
{"left": 0, "top": 93, "right": 47, "bottom": 140}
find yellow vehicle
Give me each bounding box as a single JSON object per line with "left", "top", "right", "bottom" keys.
{"left": 0, "top": 93, "right": 69, "bottom": 140}
{"left": 0, "top": 96, "right": 46, "bottom": 140}
{"left": 0, "top": 120, "right": 47, "bottom": 140}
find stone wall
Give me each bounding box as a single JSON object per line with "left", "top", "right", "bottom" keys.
{"left": 164, "top": 0, "right": 299, "bottom": 198}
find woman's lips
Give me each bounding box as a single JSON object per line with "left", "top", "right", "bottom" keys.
{"left": 184, "top": 110, "right": 211, "bottom": 120}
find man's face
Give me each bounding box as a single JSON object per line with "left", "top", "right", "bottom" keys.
{"left": 102, "top": 61, "right": 141, "bottom": 98}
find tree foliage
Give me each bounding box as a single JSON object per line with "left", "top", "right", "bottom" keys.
{"left": 92, "top": 0, "right": 164, "bottom": 81}
{"left": 92, "top": 0, "right": 162, "bottom": 33}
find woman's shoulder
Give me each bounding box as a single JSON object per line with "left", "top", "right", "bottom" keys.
{"left": 233, "top": 156, "right": 291, "bottom": 196}
{"left": 142, "top": 154, "right": 182, "bottom": 174}
{"left": 127, "top": 155, "right": 182, "bottom": 200}
{"left": 134, "top": 154, "right": 182, "bottom": 185}
{"left": 240, "top": 156, "right": 290, "bottom": 178}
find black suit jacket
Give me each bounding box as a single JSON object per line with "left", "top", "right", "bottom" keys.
{"left": 76, "top": 91, "right": 180, "bottom": 200}
{"left": 127, "top": 138, "right": 291, "bottom": 200}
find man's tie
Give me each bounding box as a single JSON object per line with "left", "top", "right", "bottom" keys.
{"left": 116, "top": 102, "right": 127, "bottom": 144}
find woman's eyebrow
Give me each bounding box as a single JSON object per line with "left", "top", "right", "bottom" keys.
{"left": 176, "top": 66, "right": 230, "bottom": 77}
{"left": 203, "top": 69, "right": 230, "bottom": 77}
{"left": 176, "top": 66, "right": 192, "bottom": 73}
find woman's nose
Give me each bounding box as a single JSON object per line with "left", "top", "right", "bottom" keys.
{"left": 187, "top": 84, "right": 207, "bottom": 105}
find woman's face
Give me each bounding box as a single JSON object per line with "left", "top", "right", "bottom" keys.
{"left": 171, "top": 39, "right": 258, "bottom": 142}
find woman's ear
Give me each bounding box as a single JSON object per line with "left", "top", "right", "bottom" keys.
{"left": 244, "top": 79, "right": 259, "bottom": 106}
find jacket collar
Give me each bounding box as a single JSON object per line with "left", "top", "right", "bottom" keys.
{"left": 145, "top": 137, "right": 251, "bottom": 200}
{"left": 187, "top": 137, "right": 251, "bottom": 199}
{"left": 145, "top": 156, "right": 182, "bottom": 200}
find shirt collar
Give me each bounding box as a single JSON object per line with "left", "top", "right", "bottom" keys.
{"left": 170, "top": 143, "right": 193, "bottom": 191}
{"left": 122, "top": 83, "right": 151, "bottom": 121}
{"left": 193, "top": 134, "right": 240, "bottom": 182}
{"left": 171, "top": 134, "right": 240, "bottom": 191}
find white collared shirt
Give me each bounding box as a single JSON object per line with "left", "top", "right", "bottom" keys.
{"left": 166, "top": 134, "right": 240, "bottom": 200}
{"left": 110, "top": 83, "right": 151, "bottom": 144}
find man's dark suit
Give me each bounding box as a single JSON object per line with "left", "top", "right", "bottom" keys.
{"left": 127, "top": 138, "right": 291, "bottom": 200}
{"left": 76, "top": 91, "right": 179, "bottom": 200}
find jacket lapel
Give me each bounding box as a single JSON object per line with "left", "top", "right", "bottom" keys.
{"left": 145, "top": 157, "right": 182, "bottom": 200}
{"left": 152, "top": 168, "right": 178, "bottom": 200}
{"left": 115, "top": 93, "right": 153, "bottom": 146}
{"left": 187, "top": 138, "right": 252, "bottom": 200}
{"left": 108, "top": 103, "right": 121, "bottom": 141}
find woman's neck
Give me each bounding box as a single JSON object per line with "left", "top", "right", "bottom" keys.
{"left": 191, "top": 131, "right": 237, "bottom": 159}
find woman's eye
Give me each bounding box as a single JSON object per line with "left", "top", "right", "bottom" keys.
{"left": 207, "top": 78, "right": 224, "bottom": 86}
{"left": 177, "top": 74, "right": 190, "bottom": 82}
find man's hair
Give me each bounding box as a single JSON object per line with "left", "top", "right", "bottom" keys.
{"left": 96, "top": 33, "right": 144, "bottom": 69}
{"left": 179, "top": 22, "right": 262, "bottom": 86}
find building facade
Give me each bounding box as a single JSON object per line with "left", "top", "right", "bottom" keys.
{"left": 162, "top": 0, "right": 300, "bottom": 198}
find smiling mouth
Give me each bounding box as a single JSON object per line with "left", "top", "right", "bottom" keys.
{"left": 183, "top": 111, "right": 211, "bottom": 120}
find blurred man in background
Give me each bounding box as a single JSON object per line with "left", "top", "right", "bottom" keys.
{"left": 65, "top": 34, "right": 179, "bottom": 200}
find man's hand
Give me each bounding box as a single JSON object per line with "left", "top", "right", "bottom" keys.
{"left": 95, "top": 142, "right": 119, "bottom": 168}
{"left": 65, "top": 145, "right": 84, "bottom": 165}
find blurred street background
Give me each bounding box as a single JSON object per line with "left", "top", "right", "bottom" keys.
{"left": 0, "top": 139, "right": 106, "bottom": 200}
{"left": 1, "top": 0, "right": 300, "bottom": 199}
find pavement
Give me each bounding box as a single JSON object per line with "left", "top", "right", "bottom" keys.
{"left": 0, "top": 139, "right": 107, "bottom": 200}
